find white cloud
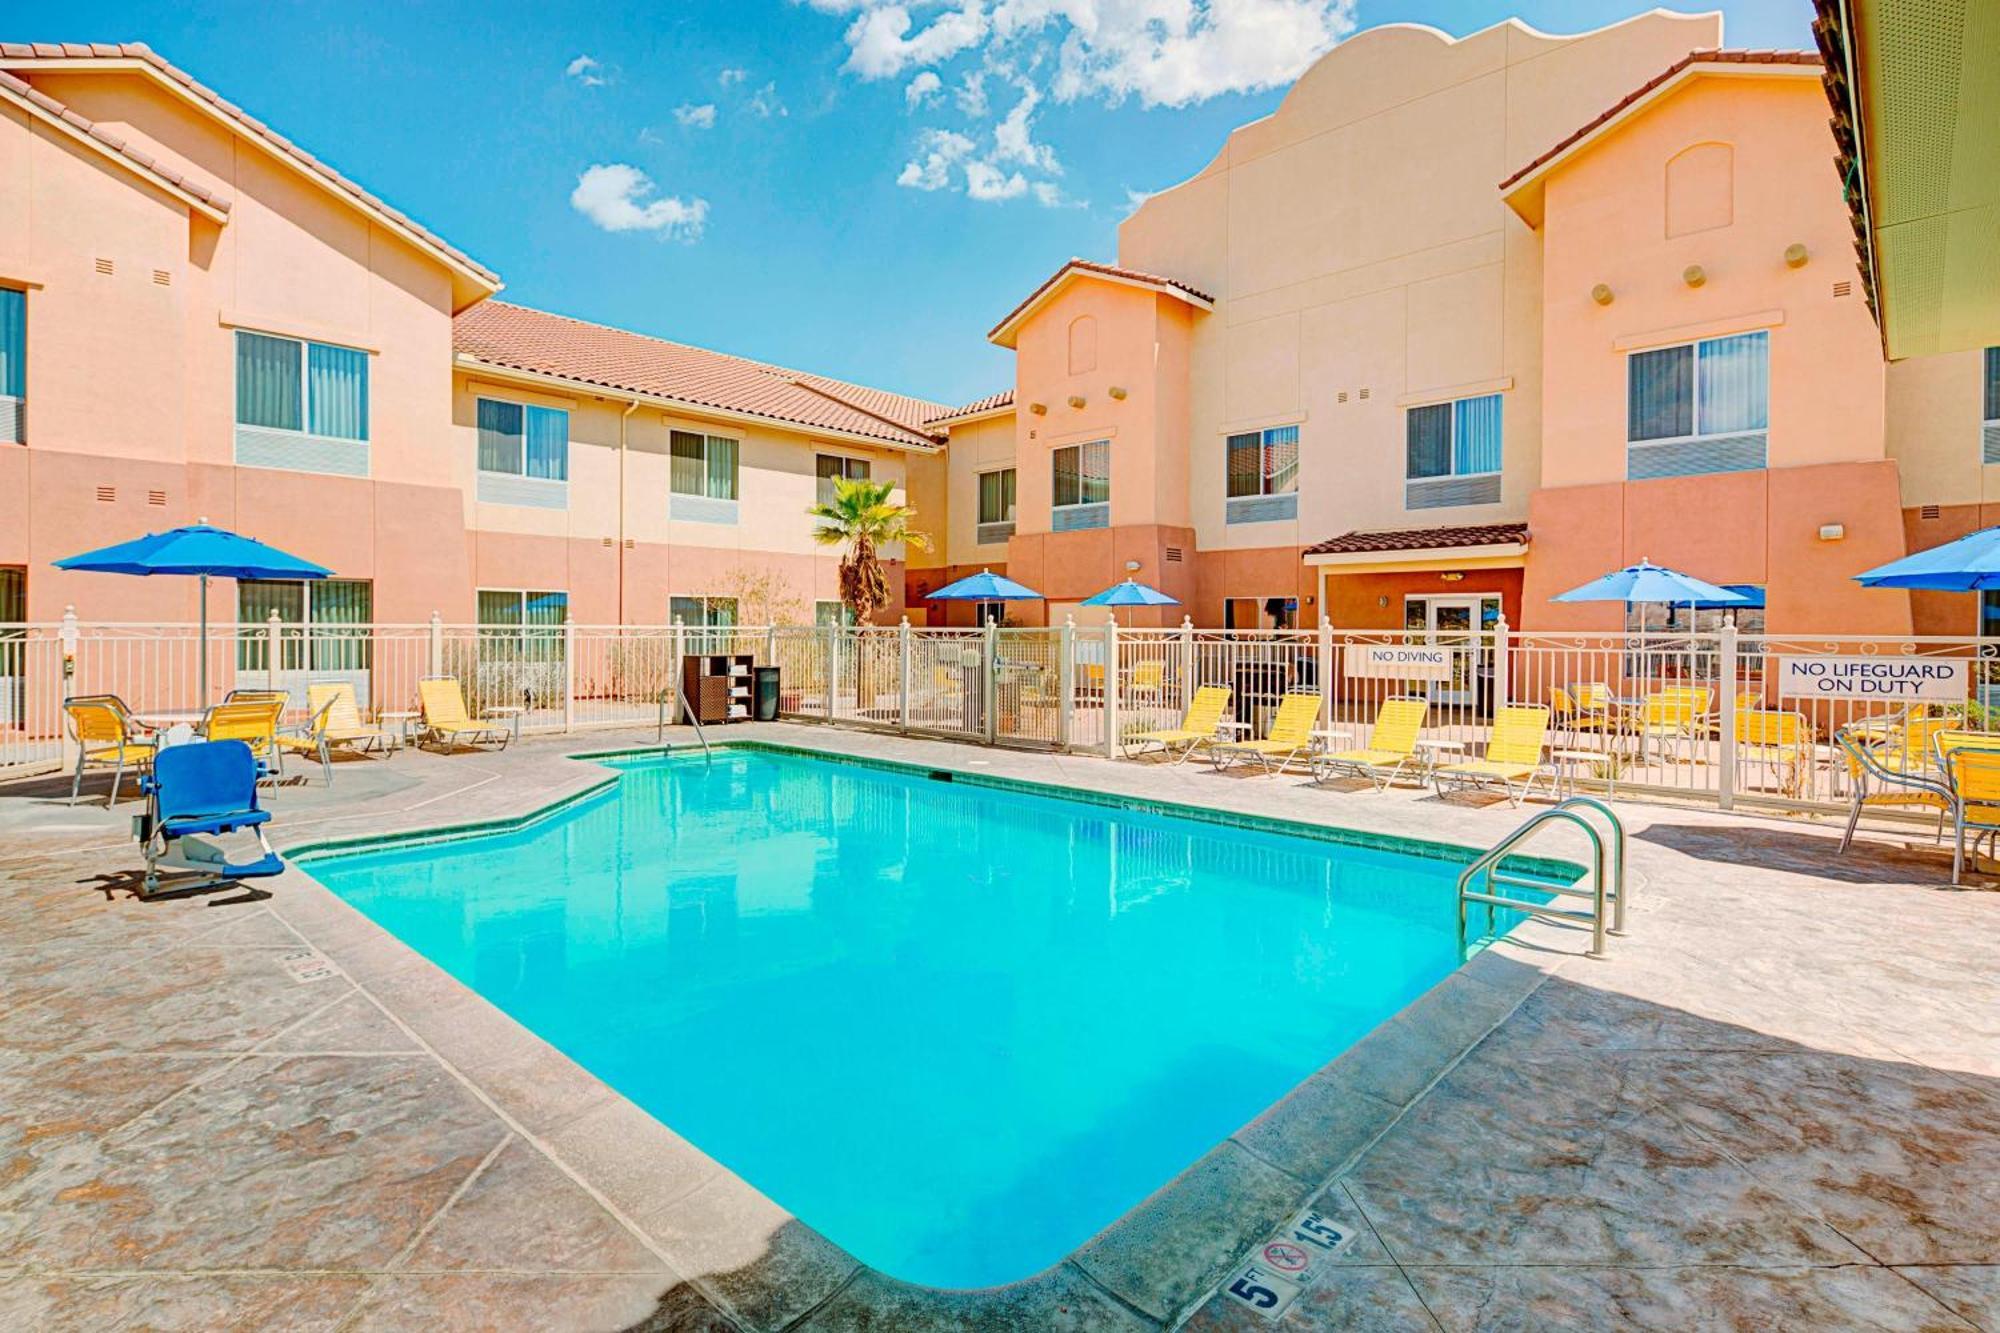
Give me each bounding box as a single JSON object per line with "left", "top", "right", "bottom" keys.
{"left": 1036, "top": 0, "right": 1357, "bottom": 108}
{"left": 674, "top": 103, "right": 719, "bottom": 129}
{"left": 638, "top": 126, "right": 666, "bottom": 145}
{"left": 953, "top": 69, "right": 989, "bottom": 116}
{"left": 565, "top": 54, "right": 609, "bottom": 87}
{"left": 843, "top": 2, "right": 989, "bottom": 80}
{"left": 748, "top": 81, "right": 788, "bottom": 118}
{"left": 570, "top": 164, "right": 709, "bottom": 240}
{"left": 719, "top": 66, "right": 749, "bottom": 86}
{"left": 905, "top": 70, "right": 943, "bottom": 108}
{"left": 896, "top": 127, "right": 975, "bottom": 190}
{"left": 1121, "top": 186, "right": 1156, "bottom": 216}
{"left": 1032, "top": 180, "right": 1063, "bottom": 207}
{"left": 991, "top": 79, "right": 1057, "bottom": 172}
{"left": 963, "top": 159, "right": 1028, "bottom": 200}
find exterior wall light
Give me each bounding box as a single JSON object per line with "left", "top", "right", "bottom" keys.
{"left": 1029, "top": 402, "right": 1047, "bottom": 415}
{"left": 1067, "top": 395, "right": 1086, "bottom": 409}
{"left": 1683, "top": 264, "right": 1707, "bottom": 288}
{"left": 1818, "top": 523, "right": 1846, "bottom": 541}
{"left": 1590, "top": 283, "right": 1614, "bottom": 306}
{"left": 1784, "top": 243, "right": 1810, "bottom": 269}
{"left": 1439, "top": 571, "right": 1465, "bottom": 583}
{"left": 1108, "top": 386, "right": 1127, "bottom": 400}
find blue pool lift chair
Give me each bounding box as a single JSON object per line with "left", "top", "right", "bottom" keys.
{"left": 137, "top": 740, "right": 286, "bottom": 900}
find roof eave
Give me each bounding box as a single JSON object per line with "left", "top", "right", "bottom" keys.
{"left": 926, "top": 403, "right": 1017, "bottom": 430}
{"left": 0, "top": 76, "right": 230, "bottom": 222}
{"left": 1305, "top": 541, "right": 1529, "bottom": 567}
{"left": 987, "top": 265, "right": 1214, "bottom": 349}
{"left": 454, "top": 355, "right": 943, "bottom": 453}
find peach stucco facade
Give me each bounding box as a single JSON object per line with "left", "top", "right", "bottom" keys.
{"left": 6, "top": 17, "right": 2000, "bottom": 644}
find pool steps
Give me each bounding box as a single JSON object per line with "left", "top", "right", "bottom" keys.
{"left": 1458, "top": 796, "right": 1627, "bottom": 960}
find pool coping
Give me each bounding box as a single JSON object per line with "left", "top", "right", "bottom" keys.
{"left": 267, "top": 737, "right": 1602, "bottom": 1330}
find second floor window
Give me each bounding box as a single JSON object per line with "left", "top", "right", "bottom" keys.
{"left": 235, "top": 330, "right": 369, "bottom": 441}
{"left": 1627, "top": 330, "right": 1767, "bottom": 478}
{"left": 1982, "top": 347, "right": 2000, "bottom": 463}
{"left": 1405, "top": 394, "right": 1501, "bottom": 509}
{"left": 816, "top": 453, "right": 870, "bottom": 503}
{"left": 1052, "top": 441, "right": 1109, "bottom": 530}
{"left": 478, "top": 399, "right": 568, "bottom": 480}
{"left": 671, "top": 430, "right": 739, "bottom": 499}
{"left": 977, "top": 468, "right": 1016, "bottom": 542}
{"left": 0, "top": 286, "right": 22, "bottom": 444}
{"left": 1226, "top": 425, "right": 1300, "bottom": 522}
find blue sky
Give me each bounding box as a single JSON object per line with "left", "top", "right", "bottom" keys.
{"left": 15, "top": 1, "right": 1813, "bottom": 406}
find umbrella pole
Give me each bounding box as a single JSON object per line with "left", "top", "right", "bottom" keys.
{"left": 199, "top": 572, "right": 208, "bottom": 707}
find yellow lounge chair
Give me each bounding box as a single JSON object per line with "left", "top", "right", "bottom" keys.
{"left": 1123, "top": 684, "right": 1231, "bottom": 763}
{"left": 419, "top": 675, "right": 512, "bottom": 752}
{"left": 63, "top": 694, "right": 156, "bottom": 806}
{"left": 277, "top": 682, "right": 397, "bottom": 785}
{"left": 1316, "top": 696, "right": 1427, "bottom": 790}
{"left": 1209, "top": 691, "right": 1321, "bottom": 775}
{"left": 201, "top": 697, "right": 286, "bottom": 777}
{"left": 1434, "top": 705, "right": 1552, "bottom": 806}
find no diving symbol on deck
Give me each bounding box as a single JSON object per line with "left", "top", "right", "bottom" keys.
{"left": 1260, "top": 1241, "right": 1313, "bottom": 1275}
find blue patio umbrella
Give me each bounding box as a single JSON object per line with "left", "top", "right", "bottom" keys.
{"left": 55, "top": 519, "right": 331, "bottom": 702}
{"left": 927, "top": 569, "right": 1042, "bottom": 602}
{"left": 1080, "top": 579, "right": 1179, "bottom": 607}
{"left": 1854, "top": 525, "right": 2000, "bottom": 591}
{"left": 1552, "top": 559, "right": 1748, "bottom": 632}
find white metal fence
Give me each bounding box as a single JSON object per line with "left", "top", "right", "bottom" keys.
{"left": 6, "top": 612, "right": 1997, "bottom": 816}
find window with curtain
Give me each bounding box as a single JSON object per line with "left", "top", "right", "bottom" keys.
{"left": 0, "top": 287, "right": 24, "bottom": 444}
{"left": 1052, "top": 440, "right": 1110, "bottom": 508}
{"left": 671, "top": 430, "right": 739, "bottom": 499}
{"left": 814, "top": 600, "right": 855, "bottom": 628}
{"left": 978, "top": 468, "right": 1017, "bottom": 524}
{"left": 1984, "top": 347, "right": 2000, "bottom": 423}
{"left": 1628, "top": 332, "right": 1768, "bottom": 442}
{"left": 477, "top": 399, "right": 569, "bottom": 480}
{"left": 1226, "top": 425, "right": 1301, "bottom": 497}
{"left": 816, "top": 454, "right": 870, "bottom": 504}
{"left": 235, "top": 578, "right": 372, "bottom": 672}
{"left": 1405, "top": 396, "right": 1501, "bottom": 479}
{"left": 672, "top": 595, "right": 738, "bottom": 652}
{"left": 234, "top": 331, "right": 369, "bottom": 441}
{"left": 478, "top": 589, "right": 567, "bottom": 658}
{"left": 1983, "top": 590, "right": 2000, "bottom": 639}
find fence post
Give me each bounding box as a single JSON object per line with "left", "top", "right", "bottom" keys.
{"left": 1717, "top": 616, "right": 1738, "bottom": 810}
{"left": 428, "top": 611, "right": 443, "bottom": 677}
{"left": 670, "top": 617, "right": 687, "bottom": 722}
{"left": 766, "top": 624, "right": 777, "bottom": 667}
{"left": 1103, "top": 617, "right": 1120, "bottom": 760}
{"left": 1317, "top": 615, "right": 1335, "bottom": 730}
{"left": 983, "top": 618, "right": 998, "bottom": 745}
{"left": 898, "top": 617, "right": 912, "bottom": 735}
{"left": 1058, "top": 615, "right": 1075, "bottom": 750}
{"left": 265, "top": 610, "right": 282, "bottom": 694}
{"left": 563, "top": 620, "right": 577, "bottom": 733}
{"left": 1491, "top": 614, "right": 1511, "bottom": 712}
{"left": 1179, "top": 614, "right": 1195, "bottom": 714}
{"left": 59, "top": 606, "right": 79, "bottom": 774}
{"left": 827, "top": 624, "right": 840, "bottom": 722}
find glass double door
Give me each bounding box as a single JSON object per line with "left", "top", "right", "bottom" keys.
{"left": 1410, "top": 595, "right": 1500, "bottom": 707}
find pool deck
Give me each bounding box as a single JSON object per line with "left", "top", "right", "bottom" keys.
{"left": 1, "top": 723, "right": 1995, "bottom": 1332}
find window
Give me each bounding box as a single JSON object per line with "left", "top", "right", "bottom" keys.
{"left": 816, "top": 453, "right": 870, "bottom": 504}
{"left": 1405, "top": 395, "right": 1501, "bottom": 508}
{"left": 477, "top": 398, "right": 569, "bottom": 495}
{"left": 1226, "top": 425, "right": 1300, "bottom": 522}
{"left": 1983, "top": 589, "right": 2000, "bottom": 639}
{"left": 0, "top": 286, "right": 23, "bottom": 444}
{"left": 235, "top": 579, "right": 372, "bottom": 673}
{"left": 1982, "top": 347, "right": 2000, "bottom": 464}
{"left": 976, "top": 468, "right": 1017, "bottom": 544}
{"left": 672, "top": 595, "right": 739, "bottom": 653}
{"left": 477, "top": 589, "right": 568, "bottom": 665}
{"left": 1624, "top": 584, "right": 1764, "bottom": 677}
{"left": 233, "top": 330, "right": 370, "bottom": 476}
{"left": 1225, "top": 596, "right": 1296, "bottom": 631}
{"left": 814, "top": 600, "right": 856, "bottom": 628}
{"left": 670, "top": 430, "right": 740, "bottom": 521}
{"left": 973, "top": 600, "right": 1008, "bottom": 626}
{"left": 1626, "top": 331, "right": 1768, "bottom": 479}
{"left": 1052, "top": 440, "right": 1109, "bottom": 531}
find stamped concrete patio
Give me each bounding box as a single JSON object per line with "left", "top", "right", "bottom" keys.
{"left": 0, "top": 723, "right": 1994, "bottom": 1331}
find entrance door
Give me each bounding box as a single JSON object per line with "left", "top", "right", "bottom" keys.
{"left": 1426, "top": 597, "right": 1482, "bottom": 707}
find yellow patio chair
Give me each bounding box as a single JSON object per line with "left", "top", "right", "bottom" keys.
{"left": 1316, "top": 696, "right": 1428, "bottom": 791}
{"left": 1123, "top": 684, "right": 1231, "bottom": 763}
{"left": 1637, "top": 685, "right": 1711, "bottom": 761}
{"left": 63, "top": 694, "right": 156, "bottom": 806}
{"left": 1434, "top": 704, "right": 1552, "bottom": 806}
{"left": 1834, "top": 725, "right": 1952, "bottom": 855}
{"left": 1128, "top": 659, "right": 1166, "bottom": 702}
{"left": 1942, "top": 742, "right": 2000, "bottom": 884}
{"left": 1209, "top": 691, "right": 1322, "bottom": 775}
{"left": 1734, "top": 709, "right": 1812, "bottom": 797}
{"left": 202, "top": 697, "right": 286, "bottom": 777}
{"left": 419, "top": 675, "right": 512, "bottom": 752}
{"left": 1550, "top": 685, "right": 1618, "bottom": 747}
{"left": 277, "top": 682, "right": 397, "bottom": 785}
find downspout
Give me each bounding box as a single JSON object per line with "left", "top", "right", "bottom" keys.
{"left": 618, "top": 398, "right": 638, "bottom": 624}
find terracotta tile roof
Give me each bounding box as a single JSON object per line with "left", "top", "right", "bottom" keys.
{"left": 1305, "top": 521, "right": 1529, "bottom": 556}
{"left": 454, "top": 302, "right": 948, "bottom": 450}
{"left": 0, "top": 42, "right": 499, "bottom": 288}
{"left": 1500, "top": 49, "right": 1821, "bottom": 191}
{"left": 925, "top": 389, "right": 1015, "bottom": 426}
{"left": 0, "top": 67, "right": 231, "bottom": 214}
{"left": 988, "top": 258, "right": 1214, "bottom": 345}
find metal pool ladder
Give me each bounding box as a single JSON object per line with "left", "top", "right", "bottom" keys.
{"left": 659, "top": 685, "right": 713, "bottom": 763}
{"left": 1457, "top": 796, "right": 1627, "bottom": 960}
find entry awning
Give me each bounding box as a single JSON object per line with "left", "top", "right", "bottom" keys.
{"left": 1305, "top": 521, "right": 1529, "bottom": 569}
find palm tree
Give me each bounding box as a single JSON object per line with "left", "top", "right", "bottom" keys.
{"left": 808, "top": 476, "right": 932, "bottom": 624}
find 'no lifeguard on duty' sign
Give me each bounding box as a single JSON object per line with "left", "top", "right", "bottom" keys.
{"left": 1776, "top": 656, "right": 1967, "bottom": 702}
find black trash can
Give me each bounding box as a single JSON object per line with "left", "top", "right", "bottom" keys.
{"left": 754, "top": 666, "right": 781, "bottom": 721}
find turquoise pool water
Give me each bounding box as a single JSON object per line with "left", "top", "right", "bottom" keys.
{"left": 305, "top": 748, "right": 1516, "bottom": 1289}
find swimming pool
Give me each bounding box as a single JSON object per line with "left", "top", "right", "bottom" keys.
{"left": 303, "top": 747, "right": 1528, "bottom": 1289}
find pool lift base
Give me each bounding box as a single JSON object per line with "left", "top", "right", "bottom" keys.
{"left": 1456, "top": 796, "right": 1626, "bottom": 960}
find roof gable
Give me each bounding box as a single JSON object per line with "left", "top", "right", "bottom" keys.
{"left": 988, "top": 259, "right": 1213, "bottom": 349}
